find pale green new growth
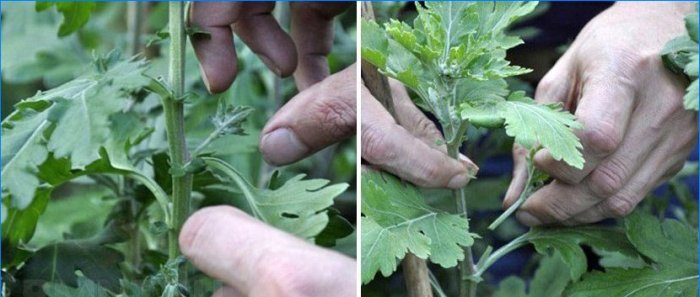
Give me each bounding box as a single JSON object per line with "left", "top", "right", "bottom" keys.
{"left": 360, "top": 1, "right": 584, "bottom": 286}
{"left": 361, "top": 1, "right": 583, "bottom": 168}
{"left": 203, "top": 157, "right": 348, "bottom": 240}
{"left": 360, "top": 172, "right": 476, "bottom": 284}
{"left": 2, "top": 56, "right": 150, "bottom": 209}
{"left": 662, "top": 6, "right": 698, "bottom": 111}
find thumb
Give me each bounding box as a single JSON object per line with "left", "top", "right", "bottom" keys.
{"left": 179, "top": 206, "right": 356, "bottom": 297}
{"left": 259, "top": 64, "right": 356, "bottom": 166}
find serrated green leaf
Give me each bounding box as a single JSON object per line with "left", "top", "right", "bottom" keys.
{"left": 360, "top": 19, "right": 388, "bottom": 69}
{"left": 360, "top": 171, "right": 476, "bottom": 284}
{"left": 35, "top": 2, "right": 96, "bottom": 37}
{"left": 662, "top": 7, "right": 699, "bottom": 112}
{"left": 661, "top": 36, "right": 697, "bottom": 74}
{"left": 686, "top": 12, "right": 698, "bottom": 43}
{"left": 2, "top": 188, "right": 51, "bottom": 252}
{"left": 1, "top": 106, "right": 51, "bottom": 208}
{"left": 594, "top": 249, "right": 646, "bottom": 269}
{"left": 524, "top": 225, "right": 638, "bottom": 280}
{"left": 566, "top": 212, "right": 698, "bottom": 297}
{"left": 202, "top": 157, "right": 348, "bottom": 240}
{"left": 685, "top": 54, "right": 699, "bottom": 77}
{"left": 2, "top": 55, "right": 153, "bottom": 251}
{"left": 684, "top": 79, "right": 699, "bottom": 111}
{"left": 498, "top": 92, "right": 584, "bottom": 168}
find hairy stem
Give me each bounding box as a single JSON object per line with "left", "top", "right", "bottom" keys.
{"left": 448, "top": 140, "right": 477, "bottom": 297}
{"left": 165, "top": 2, "right": 192, "bottom": 278}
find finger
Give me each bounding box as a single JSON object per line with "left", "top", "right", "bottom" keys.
{"left": 567, "top": 125, "right": 696, "bottom": 224}
{"left": 231, "top": 3, "right": 297, "bottom": 78}
{"left": 290, "top": 3, "right": 350, "bottom": 90}
{"left": 212, "top": 286, "right": 244, "bottom": 297}
{"left": 189, "top": 3, "right": 240, "bottom": 94}
{"left": 503, "top": 144, "right": 529, "bottom": 208}
{"left": 534, "top": 48, "right": 576, "bottom": 106}
{"left": 260, "top": 64, "right": 356, "bottom": 166}
{"left": 517, "top": 116, "right": 658, "bottom": 226}
{"left": 388, "top": 79, "right": 447, "bottom": 153}
{"left": 361, "top": 86, "right": 476, "bottom": 189}
{"left": 179, "top": 206, "right": 356, "bottom": 297}
{"left": 533, "top": 75, "right": 636, "bottom": 184}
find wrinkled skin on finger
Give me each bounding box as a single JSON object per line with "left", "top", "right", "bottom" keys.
{"left": 361, "top": 79, "right": 478, "bottom": 189}
{"left": 260, "top": 65, "right": 356, "bottom": 166}
{"left": 504, "top": 2, "right": 697, "bottom": 226}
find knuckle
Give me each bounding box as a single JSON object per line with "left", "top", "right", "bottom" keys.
{"left": 583, "top": 121, "right": 621, "bottom": 155}
{"left": 414, "top": 116, "right": 438, "bottom": 137}
{"left": 535, "top": 76, "right": 557, "bottom": 99}
{"left": 361, "top": 123, "right": 395, "bottom": 164}
{"left": 313, "top": 97, "right": 356, "bottom": 137}
{"left": 588, "top": 158, "right": 629, "bottom": 198}
{"left": 604, "top": 196, "right": 635, "bottom": 218}
{"left": 529, "top": 198, "right": 572, "bottom": 222}
{"left": 628, "top": 52, "right": 655, "bottom": 74}
{"left": 415, "top": 163, "right": 444, "bottom": 187}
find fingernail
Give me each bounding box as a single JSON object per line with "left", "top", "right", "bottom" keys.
{"left": 198, "top": 63, "right": 212, "bottom": 93}
{"left": 516, "top": 211, "right": 542, "bottom": 226}
{"left": 503, "top": 186, "right": 514, "bottom": 208}
{"left": 447, "top": 173, "right": 470, "bottom": 189}
{"left": 260, "top": 128, "right": 309, "bottom": 165}
{"left": 458, "top": 154, "right": 479, "bottom": 178}
{"left": 257, "top": 54, "right": 281, "bottom": 76}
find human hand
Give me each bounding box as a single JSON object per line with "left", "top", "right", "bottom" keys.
{"left": 361, "top": 79, "right": 478, "bottom": 189}
{"left": 179, "top": 206, "right": 356, "bottom": 297}
{"left": 189, "top": 2, "right": 349, "bottom": 92}
{"left": 190, "top": 3, "right": 355, "bottom": 166}
{"left": 504, "top": 2, "right": 698, "bottom": 226}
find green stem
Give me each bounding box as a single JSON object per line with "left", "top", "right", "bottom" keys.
{"left": 191, "top": 108, "right": 251, "bottom": 157}
{"left": 473, "top": 233, "right": 530, "bottom": 278}
{"left": 428, "top": 270, "right": 448, "bottom": 297}
{"left": 128, "top": 172, "right": 172, "bottom": 226}
{"left": 202, "top": 157, "right": 265, "bottom": 220}
{"left": 448, "top": 140, "right": 477, "bottom": 297}
{"left": 165, "top": 2, "right": 192, "bottom": 275}
{"left": 488, "top": 158, "right": 536, "bottom": 230}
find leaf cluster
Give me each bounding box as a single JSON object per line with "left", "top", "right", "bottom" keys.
{"left": 661, "top": 5, "right": 699, "bottom": 111}
{"left": 361, "top": 1, "right": 583, "bottom": 168}
{"left": 360, "top": 171, "right": 476, "bottom": 284}
{"left": 1, "top": 51, "right": 351, "bottom": 295}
